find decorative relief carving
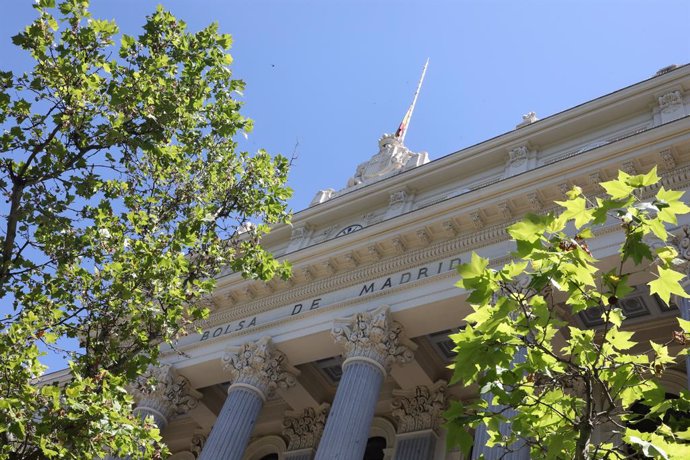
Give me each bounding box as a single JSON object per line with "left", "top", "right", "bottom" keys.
{"left": 322, "top": 260, "right": 337, "bottom": 276}
{"left": 668, "top": 226, "right": 690, "bottom": 277}
{"left": 368, "top": 245, "right": 382, "bottom": 261}
{"left": 497, "top": 201, "right": 512, "bottom": 220}
{"left": 190, "top": 433, "right": 206, "bottom": 458}
{"left": 291, "top": 226, "right": 309, "bottom": 241}
{"left": 527, "top": 192, "right": 543, "bottom": 211}
{"left": 660, "top": 149, "right": 676, "bottom": 170}
{"left": 222, "top": 337, "right": 297, "bottom": 397}
{"left": 558, "top": 183, "right": 570, "bottom": 198}
{"left": 470, "top": 210, "right": 484, "bottom": 230}
{"left": 391, "top": 381, "right": 447, "bottom": 434}
{"left": 342, "top": 252, "right": 360, "bottom": 268}
{"left": 389, "top": 189, "right": 409, "bottom": 208}
{"left": 332, "top": 305, "right": 414, "bottom": 370}
{"left": 129, "top": 365, "right": 201, "bottom": 424}
{"left": 417, "top": 229, "right": 431, "bottom": 245}
{"left": 658, "top": 90, "right": 683, "bottom": 110}
{"left": 282, "top": 404, "right": 330, "bottom": 451}
{"left": 508, "top": 146, "right": 529, "bottom": 168}
{"left": 589, "top": 171, "right": 603, "bottom": 186}
{"left": 347, "top": 134, "right": 428, "bottom": 188}
{"left": 442, "top": 220, "right": 459, "bottom": 237}
{"left": 622, "top": 161, "right": 637, "bottom": 175}
{"left": 391, "top": 237, "right": 407, "bottom": 254}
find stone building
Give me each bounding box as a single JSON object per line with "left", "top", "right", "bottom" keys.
{"left": 135, "top": 64, "right": 690, "bottom": 459}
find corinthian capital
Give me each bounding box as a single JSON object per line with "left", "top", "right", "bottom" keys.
{"left": 282, "top": 403, "right": 330, "bottom": 451}
{"left": 332, "top": 305, "right": 414, "bottom": 371}
{"left": 129, "top": 364, "right": 201, "bottom": 426}
{"left": 222, "top": 337, "right": 297, "bottom": 399}
{"left": 391, "top": 381, "right": 447, "bottom": 434}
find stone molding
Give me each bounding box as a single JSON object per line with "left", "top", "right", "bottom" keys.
{"left": 129, "top": 364, "right": 201, "bottom": 425}
{"left": 282, "top": 403, "right": 330, "bottom": 451}
{"left": 332, "top": 305, "right": 414, "bottom": 370}
{"left": 391, "top": 381, "right": 447, "bottom": 434}
{"left": 195, "top": 166, "right": 690, "bottom": 331}
{"left": 222, "top": 337, "right": 297, "bottom": 398}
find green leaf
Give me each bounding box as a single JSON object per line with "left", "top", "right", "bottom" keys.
{"left": 601, "top": 176, "right": 634, "bottom": 199}
{"left": 648, "top": 267, "right": 689, "bottom": 306}
{"left": 507, "top": 213, "right": 553, "bottom": 243}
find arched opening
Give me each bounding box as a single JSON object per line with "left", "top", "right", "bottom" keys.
{"left": 258, "top": 455, "right": 278, "bottom": 460}
{"left": 363, "top": 436, "right": 386, "bottom": 460}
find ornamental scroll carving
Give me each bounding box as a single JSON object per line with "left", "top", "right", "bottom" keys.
{"left": 508, "top": 145, "right": 529, "bottom": 168}
{"left": 658, "top": 90, "right": 683, "bottom": 110}
{"left": 129, "top": 365, "right": 201, "bottom": 423}
{"left": 222, "top": 336, "right": 297, "bottom": 397}
{"left": 282, "top": 404, "right": 330, "bottom": 451}
{"left": 332, "top": 305, "right": 414, "bottom": 370}
{"left": 391, "top": 381, "right": 447, "bottom": 434}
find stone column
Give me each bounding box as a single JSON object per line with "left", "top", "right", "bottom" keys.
{"left": 199, "top": 337, "right": 297, "bottom": 460}
{"left": 391, "top": 381, "right": 446, "bottom": 460}
{"left": 471, "top": 347, "right": 529, "bottom": 460}
{"left": 282, "top": 404, "right": 330, "bottom": 460}
{"left": 129, "top": 364, "right": 201, "bottom": 431}
{"left": 315, "top": 306, "right": 414, "bottom": 460}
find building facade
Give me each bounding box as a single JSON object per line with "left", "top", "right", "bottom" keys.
{"left": 140, "top": 64, "right": 690, "bottom": 459}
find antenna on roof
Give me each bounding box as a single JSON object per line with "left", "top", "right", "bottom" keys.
{"left": 394, "top": 58, "right": 429, "bottom": 144}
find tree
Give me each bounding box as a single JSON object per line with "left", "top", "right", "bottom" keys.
{"left": 445, "top": 168, "right": 690, "bottom": 459}
{"left": 0, "top": 1, "right": 291, "bottom": 458}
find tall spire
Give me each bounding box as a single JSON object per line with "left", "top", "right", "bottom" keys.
{"left": 394, "top": 58, "right": 429, "bottom": 144}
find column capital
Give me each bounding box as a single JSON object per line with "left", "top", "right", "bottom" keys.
{"left": 282, "top": 403, "right": 330, "bottom": 451}
{"left": 391, "top": 380, "right": 447, "bottom": 434}
{"left": 129, "top": 364, "right": 201, "bottom": 427}
{"left": 222, "top": 336, "right": 297, "bottom": 400}
{"left": 332, "top": 305, "right": 414, "bottom": 372}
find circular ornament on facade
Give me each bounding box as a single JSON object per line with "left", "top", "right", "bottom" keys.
{"left": 335, "top": 224, "right": 363, "bottom": 238}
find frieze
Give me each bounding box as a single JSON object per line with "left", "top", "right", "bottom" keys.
{"left": 191, "top": 166, "right": 690, "bottom": 342}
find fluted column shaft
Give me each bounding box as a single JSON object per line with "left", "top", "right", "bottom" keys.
{"left": 284, "top": 449, "right": 315, "bottom": 460}
{"left": 394, "top": 431, "right": 437, "bottom": 460}
{"left": 680, "top": 297, "right": 690, "bottom": 390}
{"left": 316, "top": 306, "right": 413, "bottom": 460}
{"left": 472, "top": 347, "right": 530, "bottom": 460}
{"left": 198, "top": 386, "right": 264, "bottom": 460}
{"left": 198, "top": 337, "right": 297, "bottom": 460}
{"left": 315, "top": 359, "right": 385, "bottom": 460}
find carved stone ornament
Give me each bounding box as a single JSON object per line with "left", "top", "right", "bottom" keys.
{"left": 129, "top": 365, "right": 201, "bottom": 423}
{"left": 660, "top": 149, "right": 676, "bottom": 170}
{"left": 391, "top": 381, "right": 447, "bottom": 434}
{"left": 332, "top": 305, "right": 414, "bottom": 370}
{"left": 508, "top": 145, "right": 529, "bottom": 167}
{"left": 222, "top": 337, "right": 297, "bottom": 397}
{"left": 190, "top": 433, "right": 206, "bottom": 458}
{"left": 516, "top": 111, "right": 538, "bottom": 128}
{"left": 389, "top": 190, "right": 409, "bottom": 209}
{"left": 527, "top": 192, "right": 543, "bottom": 211}
{"left": 347, "top": 134, "right": 428, "bottom": 188}
{"left": 658, "top": 90, "right": 683, "bottom": 110}
{"left": 669, "top": 226, "right": 690, "bottom": 276}
{"left": 282, "top": 403, "right": 330, "bottom": 451}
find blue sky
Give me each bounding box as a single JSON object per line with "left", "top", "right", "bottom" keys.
{"left": 3, "top": 0, "right": 689, "bottom": 213}
{"left": 2, "top": 0, "right": 689, "bottom": 370}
